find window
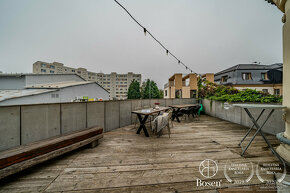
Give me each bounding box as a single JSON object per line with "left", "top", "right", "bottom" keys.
{"left": 242, "top": 73, "right": 252, "bottom": 80}
{"left": 274, "top": 89, "right": 280, "bottom": 96}
{"left": 50, "top": 70, "right": 54, "bottom": 73}
{"left": 41, "top": 63, "right": 46, "bottom": 67}
{"left": 51, "top": 93, "right": 59, "bottom": 98}
{"left": 41, "top": 69, "right": 46, "bottom": 72}
{"left": 262, "top": 89, "right": 268, "bottom": 93}
{"left": 190, "top": 90, "right": 197, "bottom": 98}
{"left": 221, "top": 75, "right": 228, "bottom": 82}
{"left": 261, "top": 73, "right": 268, "bottom": 80}
{"left": 50, "top": 65, "right": 55, "bottom": 69}
{"left": 165, "top": 90, "right": 168, "bottom": 96}
{"left": 72, "top": 70, "right": 75, "bottom": 72}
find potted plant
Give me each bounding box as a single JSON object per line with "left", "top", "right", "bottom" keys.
{"left": 154, "top": 102, "right": 160, "bottom": 109}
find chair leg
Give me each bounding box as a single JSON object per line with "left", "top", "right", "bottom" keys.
{"left": 134, "top": 116, "right": 137, "bottom": 129}
{"left": 167, "top": 124, "right": 170, "bottom": 138}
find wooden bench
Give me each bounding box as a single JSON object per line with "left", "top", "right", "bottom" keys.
{"left": 0, "top": 127, "right": 103, "bottom": 179}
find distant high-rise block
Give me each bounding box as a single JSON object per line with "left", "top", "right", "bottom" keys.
{"left": 33, "top": 61, "right": 141, "bottom": 100}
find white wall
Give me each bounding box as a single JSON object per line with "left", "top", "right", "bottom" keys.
{"left": 0, "top": 83, "right": 109, "bottom": 106}
{"left": 164, "top": 87, "right": 170, "bottom": 98}
{"left": 234, "top": 86, "right": 275, "bottom": 95}
{"left": 25, "top": 74, "right": 84, "bottom": 86}
{"left": 0, "top": 76, "right": 26, "bottom": 89}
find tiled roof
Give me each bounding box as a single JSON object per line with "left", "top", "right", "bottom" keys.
{"left": 0, "top": 73, "right": 76, "bottom": 77}
{"left": 215, "top": 63, "right": 282, "bottom": 76}
{"left": 26, "top": 81, "right": 96, "bottom": 89}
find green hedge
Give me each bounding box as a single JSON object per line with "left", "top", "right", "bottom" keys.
{"left": 199, "top": 81, "right": 282, "bottom": 103}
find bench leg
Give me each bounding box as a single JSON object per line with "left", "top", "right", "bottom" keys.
{"left": 90, "top": 140, "right": 99, "bottom": 148}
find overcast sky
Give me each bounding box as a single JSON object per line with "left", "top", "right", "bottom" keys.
{"left": 0, "top": 0, "right": 283, "bottom": 87}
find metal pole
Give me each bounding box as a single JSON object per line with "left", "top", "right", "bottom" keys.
{"left": 149, "top": 79, "right": 151, "bottom": 99}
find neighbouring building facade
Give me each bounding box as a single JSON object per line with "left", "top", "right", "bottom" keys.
{"left": 163, "top": 73, "right": 214, "bottom": 99}
{"left": 0, "top": 74, "right": 109, "bottom": 106}
{"left": 33, "top": 61, "right": 141, "bottom": 100}
{"left": 214, "top": 63, "right": 283, "bottom": 96}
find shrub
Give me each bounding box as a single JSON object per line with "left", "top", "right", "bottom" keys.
{"left": 199, "top": 81, "right": 282, "bottom": 103}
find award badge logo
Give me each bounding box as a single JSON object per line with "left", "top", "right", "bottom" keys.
{"left": 196, "top": 159, "right": 221, "bottom": 188}
{"left": 256, "top": 160, "right": 287, "bottom": 184}
{"left": 224, "top": 160, "right": 254, "bottom": 184}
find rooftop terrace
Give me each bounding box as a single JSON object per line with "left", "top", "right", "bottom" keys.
{"left": 0, "top": 115, "right": 288, "bottom": 192}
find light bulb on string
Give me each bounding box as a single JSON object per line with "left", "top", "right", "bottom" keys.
{"left": 114, "top": 0, "right": 198, "bottom": 78}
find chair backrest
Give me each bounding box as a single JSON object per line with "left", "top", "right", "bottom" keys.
{"left": 167, "top": 109, "right": 173, "bottom": 120}
{"left": 192, "top": 105, "right": 201, "bottom": 114}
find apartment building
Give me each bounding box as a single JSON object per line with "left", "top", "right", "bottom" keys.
{"left": 164, "top": 73, "right": 214, "bottom": 99}
{"left": 33, "top": 61, "right": 141, "bottom": 100}
{"left": 214, "top": 63, "right": 283, "bottom": 96}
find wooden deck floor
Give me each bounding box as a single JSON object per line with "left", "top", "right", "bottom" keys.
{"left": 0, "top": 115, "right": 288, "bottom": 192}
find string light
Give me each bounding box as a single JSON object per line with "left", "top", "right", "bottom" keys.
{"left": 113, "top": 0, "right": 196, "bottom": 74}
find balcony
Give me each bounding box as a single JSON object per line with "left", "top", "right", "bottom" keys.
{"left": 0, "top": 98, "right": 288, "bottom": 192}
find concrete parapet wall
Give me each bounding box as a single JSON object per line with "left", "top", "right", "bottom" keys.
{"left": 0, "top": 98, "right": 196, "bottom": 152}
{"left": 87, "top": 102, "right": 105, "bottom": 129}
{"left": 202, "top": 99, "right": 285, "bottom": 135}
{"left": 61, "top": 103, "right": 86, "bottom": 134}
{"left": 105, "top": 101, "right": 120, "bottom": 132}
{"left": 21, "top": 104, "right": 60, "bottom": 145}
{"left": 0, "top": 106, "right": 20, "bottom": 151}
{"left": 120, "top": 101, "right": 132, "bottom": 127}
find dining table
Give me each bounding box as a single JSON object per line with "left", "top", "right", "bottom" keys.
{"left": 169, "top": 104, "right": 199, "bottom": 122}
{"left": 131, "top": 107, "right": 171, "bottom": 137}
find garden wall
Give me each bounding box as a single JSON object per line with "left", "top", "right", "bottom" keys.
{"left": 202, "top": 99, "right": 285, "bottom": 135}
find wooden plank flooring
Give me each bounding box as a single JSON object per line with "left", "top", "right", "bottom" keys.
{"left": 0, "top": 115, "right": 287, "bottom": 192}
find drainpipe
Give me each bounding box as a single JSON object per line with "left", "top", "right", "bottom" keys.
{"left": 274, "top": 0, "right": 290, "bottom": 163}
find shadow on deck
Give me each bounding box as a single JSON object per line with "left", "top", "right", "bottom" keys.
{"left": 0, "top": 115, "right": 289, "bottom": 192}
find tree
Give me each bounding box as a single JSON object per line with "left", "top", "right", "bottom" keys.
{"left": 141, "top": 79, "right": 161, "bottom": 99}
{"left": 159, "top": 89, "right": 164, "bottom": 99}
{"left": 127, "top": 80, "right": 141, "bottom": 99}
